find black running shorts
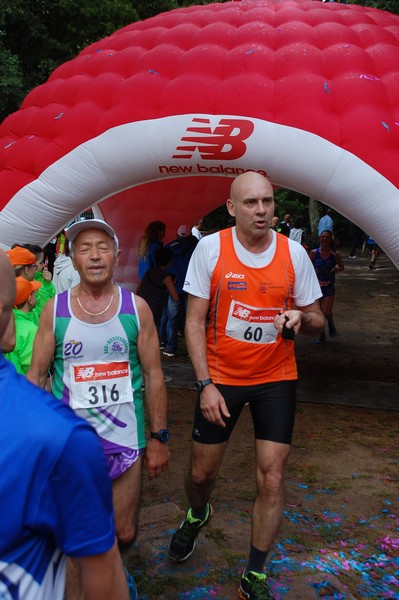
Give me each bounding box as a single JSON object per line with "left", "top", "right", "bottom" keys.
{"left": 192, "top": 380, "right": 297, "bottom": 445}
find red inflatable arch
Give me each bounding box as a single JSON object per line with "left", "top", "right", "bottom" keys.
{"left": 1, "top": 0, "right": 399, "bottom": 287}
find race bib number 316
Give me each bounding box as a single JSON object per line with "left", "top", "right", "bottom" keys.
{"left": 226, "top": 300, "right": 281, "bottom": 345}
{"left": 70, "top": 361, "right": 133, "bottom": 410}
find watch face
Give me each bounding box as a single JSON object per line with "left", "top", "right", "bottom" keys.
{"left": 194, "top": 381, "right": 203, "bottom": 392}
{"left": 159, "top": 429, "right": 170, "bottom": 442}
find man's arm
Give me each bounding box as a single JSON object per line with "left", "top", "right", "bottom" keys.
{"left": 135, "top": 296, "right": 170, "bottom": 478}
{"left": 26, "top": 299, "right": 56, "bottom": 388}
{"left": 185, "top": 295, "right": 230, "bottom": 427}
{"left": 0, "top": 312, "right": 15, "bottom": 353}
{"left": 274, "top": 300, "right": 325, "bottom": 338}
{"left": 77, "top": 541, "right": 129, "bottom": 600}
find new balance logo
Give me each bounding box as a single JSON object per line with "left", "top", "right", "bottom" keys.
{"left": 233, "top": 306, "right": 251, "bottom": 320}
{"left": 173, "top": 118, "right": 254, "bottom": 160}
{"left": 76, "top": 367, "right": 95, "bottom": 380}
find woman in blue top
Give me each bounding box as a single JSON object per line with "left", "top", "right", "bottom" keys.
{"left": 137, "top": 221, "right": 166, "bottom": 280}
{"left": 310, "top": 230, "right": 344, "bottom": 342}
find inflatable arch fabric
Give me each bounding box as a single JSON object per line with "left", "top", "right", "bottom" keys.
{"left": 1, "top": 0, "right": 399, "bottom": 287}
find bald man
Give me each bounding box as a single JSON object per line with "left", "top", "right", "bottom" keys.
{"left": 168, "top": 172, "right": 324, "bottom": 600}
{"left": 0, "top": 248, "right": 128, "bottom": 600}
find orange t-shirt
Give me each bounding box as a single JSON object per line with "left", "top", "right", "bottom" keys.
{"left": 207, "top": 228, "right": 297, "bottom": 385}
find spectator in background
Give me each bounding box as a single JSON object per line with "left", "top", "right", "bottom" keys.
{"left": 53, "top": 239, "right": 81, "bottom": 293}
{"left": 270, "top": 216, "right": 281, "bottom": 233}
{"left": 137, "top": 221, "right": 166, "bottom": 280}
{"left": 289, "top": 218, "right": 305, "bottom": 245}
{"left": 367, "top": 236, "right": 380, "bottom": 270}
{"left": 165, "top": 225, "right": 199, "bottom": 348}
{"left": 317, "top": 209, "right": 334, "bottom": 237}
{"left": 279, "top": 213, "right": 292, "bottom": 236}
{"left": 309, "top": 230, "right": 344, "bottom": 342}
{"left": 6, "top": 246, "right": 37, "bottom": 279}
{"left": 136, "top": 247, "right": 179, "bottom": 344}
{"left": 44, "top": 235, "right": 58, "bottom": 275}
{"left": 191, "top": 218, "right": 204, "bottom": 241}
{"left": 4, "top": 277, "right": 41, "bottom": 374}
{"left": 56, "top": 230, "right": 66, "bottom": 255}
{"left": 4, "top": 247, "right": 37, "bottom": 353}
{"left": 18, "top": 244, "right": 56, "bottom": 321}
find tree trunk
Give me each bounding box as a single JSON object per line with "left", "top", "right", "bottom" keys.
{"left": 308, "top": 197, "right": 320, "bottom": 247}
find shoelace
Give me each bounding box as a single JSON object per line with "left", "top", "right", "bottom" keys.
{"left": 244, "top": 573, "right": 272, "bottom": 600}
{"left": 177, "top": 517, "right": 203, "bottom": 542}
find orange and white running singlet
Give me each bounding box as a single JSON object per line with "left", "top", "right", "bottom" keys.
{"left": 207, "top": 228, "right": 297, "bottom": 385}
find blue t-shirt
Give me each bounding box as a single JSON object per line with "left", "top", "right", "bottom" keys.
{"left": 138, "top": 240, "right": 162, "bottom": 280}
{"left": 0, "top": 355, "right": 115, "bottom": 600}
{"left": 318, "top": 214, "right": 334, "bottom": 236}
{"left": 313, "top": 248, "right": 336, "bottom": 285}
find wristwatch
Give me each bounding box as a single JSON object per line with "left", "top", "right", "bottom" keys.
{"left": 150, "top": 429, "right": 171, "bottom": 443}
{"left": 194, "top": 378, "right": 213, "bottom": 393}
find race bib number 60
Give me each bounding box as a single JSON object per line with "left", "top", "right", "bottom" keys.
{"left": 225, "top": 300, "right": 281, "bottom": 345}
{"left": 69, "top": 361, "right": 133, "bottom": 410}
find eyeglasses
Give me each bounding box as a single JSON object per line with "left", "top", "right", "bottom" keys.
{"left": 28, "top": 264, "right": 39, "bottom": 270}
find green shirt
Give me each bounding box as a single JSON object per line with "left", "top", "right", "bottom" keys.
{"left": 26, "top": 272, "right": 56, "bottom": 326}
{"left": 5, "top": 309, "right": 38, "bottom": 374}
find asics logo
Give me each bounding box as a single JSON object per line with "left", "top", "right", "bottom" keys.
{"left": 225, "top": 272, "right": 245, "bottom": 279}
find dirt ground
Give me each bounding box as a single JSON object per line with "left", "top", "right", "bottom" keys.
{"left": 127, "top": 249, "right": 399, "bottom": 600}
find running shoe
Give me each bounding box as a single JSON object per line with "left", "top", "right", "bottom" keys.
{"left": 328, "top": 319, "right": 337, "bottom": 337}
{"left": 238, "top": 571, "right": 273, "bottom": 600}
{"left": 123, "top": 565, "right": 137, "bottom": 600}
{"left": 168, "top": 503, "right": 213, "bottom": 562}
{"left": 163, "top": 350, "right": 176, "bottom": 357}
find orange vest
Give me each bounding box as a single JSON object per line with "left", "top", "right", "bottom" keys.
{"left": 207, "top": 228, "right": 297, "bottom": 385}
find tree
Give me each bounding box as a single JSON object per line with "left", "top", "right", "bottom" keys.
{"left": 0, "top": 46, "right": 25, "bottom": 119}
{"left": 346, "top": 0, "right": 398, "bottom": 12}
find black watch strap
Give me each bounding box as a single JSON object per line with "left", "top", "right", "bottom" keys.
{"left": 195, "top": 378, "right": 213, "bottom": 393}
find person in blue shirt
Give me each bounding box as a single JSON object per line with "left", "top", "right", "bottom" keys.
{"left": 317, "top": 209, "right": 334, "bottom": 237}
{"left": 309, "top": 230, "right": 344, "bottom": 342}
{"left": 163, "top": 225, "right": 198, "bottom": 356}
{"left": 137, "top": 220, "right": 166, "bottom": 280}
{"left": 0, "top": 249, "right": 129, "bottom": 600}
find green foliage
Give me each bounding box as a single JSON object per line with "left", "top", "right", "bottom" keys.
{"left": 346, "top": 0, "right": 399, "bottom": 13}
{"left": 0, "top": 0, "right": 140, "bottom": 121}
{"left": 0, "top": 46, "right": 25, "bottom": 116}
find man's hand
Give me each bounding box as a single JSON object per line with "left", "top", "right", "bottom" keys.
{"left": 274, "top": 310, "right": 302, "bottom": 337}
{"left": 200, "top": 384, "right": 231, "bottom": 428}
{"left": 144, "top": 440, "right": 170, "bottom": 479}
{"left": 274, "top": 303, "right": 325, "bottom": 338}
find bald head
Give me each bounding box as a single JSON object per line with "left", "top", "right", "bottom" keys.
{"left": 226, "top": 172, "right": 275, "bottom": 245}
{"left": 230, "top": 171, "right": 273, "bottom": 203}
{"left": 0, "top": 250, "right": 16, "bottom": 339}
